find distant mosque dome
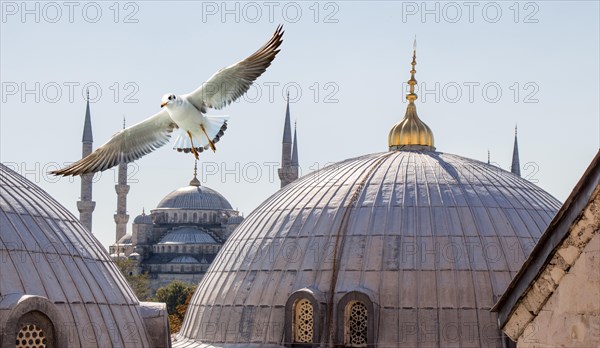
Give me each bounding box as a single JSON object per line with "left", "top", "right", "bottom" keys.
{"left": 133, "top": 211, "right": 153, "bottom": 224}
{"left": 156, "top": 177, "right": 233, "bottom": 211}
{"left": 174, "top": 47, "right": 562, "bottom": 347}
{"left": 0, "top": 163, "right": 164, "bottom": 347}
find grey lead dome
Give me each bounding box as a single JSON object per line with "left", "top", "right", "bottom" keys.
{"left": 157, "top": 185, "right": 233, "bottom": 211}
{"left": 174, "top": 151, "right": 561, "bottom": 347}
{"left": 0, "top": 163, "right": 162, "bottom": 347}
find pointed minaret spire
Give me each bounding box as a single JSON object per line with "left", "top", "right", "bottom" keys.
{"left": 278, "top": 94, "right": 296, "bottom": 187}
{"left": 511, "top": 125, "right": 521, "bottom": 176}
{"left": 292, "top": 121, "right": 299, "bottom": 167}
{"left": 77, "top": 90, "right": 96, "bottom": 232}
{"left": 114, "top": 117, "right": 130, "bottom": 242}
{"left": 82, "top": 89, "right": 93, "bottom": 143}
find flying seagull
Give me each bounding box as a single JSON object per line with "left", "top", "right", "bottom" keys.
{"left": 52, "top": 25, "right": 284, "bottom": 176}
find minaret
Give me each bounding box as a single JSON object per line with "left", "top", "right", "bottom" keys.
{"left": 511, "top": 125, "right": 521, "bottom": 176}
{"left": 114, "top": 117, "right": 130, "bottom": 242}
{"left": 77, "top": 90, "right": 96, "bottom": 232}
{"left": 278, "top": 93, "right": 298, "bottom": 187}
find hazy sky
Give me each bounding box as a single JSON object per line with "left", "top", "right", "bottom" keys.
{"left": 2, "top": 1, "right": 599, "bottom": 249}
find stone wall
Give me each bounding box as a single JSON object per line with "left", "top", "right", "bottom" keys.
{"left": 517, "top": 233, "right": 600, "bottom": 347}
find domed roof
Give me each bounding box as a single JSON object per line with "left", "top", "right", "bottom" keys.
{"left": 156, "top": 185, "right": 233, "bottom": 211}
{"left": 158, "top": 226, "right": 217, "bottom": 244}
{"left": 0, "top": 163, "right": 153, "bottom": 347}
{"left": 133, "top": 212, "right": 153, "bottom": 224}
{"left": 176, "top": 151, "right": 561, "bottom": 347}
{"left": 117, "top": 232, "right": 132, "bottom": 244}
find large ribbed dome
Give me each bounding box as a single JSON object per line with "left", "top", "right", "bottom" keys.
{"left": 0, "top": 163, "right": 156, "bottom": 347}
{"left": 174, "top": 151, "right": 561, "bottom": 347}
{"left": 156, "top": 185, "right": 233, "bottom": 210}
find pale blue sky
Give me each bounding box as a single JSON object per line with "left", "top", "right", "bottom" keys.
{"left": 1, "top": 1, "right": 599, "bottom": 248}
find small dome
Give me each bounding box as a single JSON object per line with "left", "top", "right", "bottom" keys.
{"left": 156, "top": 185, "right": 233, "bottom": 210}
{"left": 129, "top": 252, "right": 141, "bottom": 259}
{"left": 158, "top": 226, "right": 217, "bottom": 244}
{"left": 170, "top": 256, "right": 200, "bottom": 264}
{"left": 133, "top": 212, "right": 153, "bottom": 224}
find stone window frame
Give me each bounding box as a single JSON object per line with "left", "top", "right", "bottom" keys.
{"left": 285, "top": 289, "right": 324, "bottom": 347}
{"left": 336, "top": 291, "right": 376, "bottom": 347}
{"left": 1, "top": 295, "right": 67, "bottom": 348}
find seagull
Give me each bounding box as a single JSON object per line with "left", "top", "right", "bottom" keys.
{"left": 52, "top": 25, "right": 284, "bottom": 176}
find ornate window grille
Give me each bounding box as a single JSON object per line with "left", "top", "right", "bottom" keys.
{"left": 293, "top": 298, "right": 314, "bottom": 343}
{"left": 15, "top": 324, "right": 47, "bottom": 348}
{"left": 346, "top": 301, "right": 368, "bottom": 347}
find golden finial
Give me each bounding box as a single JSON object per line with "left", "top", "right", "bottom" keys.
{"left": 407, "top": 36, "right": 418, "bottom": 102}
{"left": 388, "top": 37, "right": 435, "bottom": 151}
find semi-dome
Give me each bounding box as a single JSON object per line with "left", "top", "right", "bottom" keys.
{"left": 158, "top": 227, "right": 217, "bottom": 245}
{"left": 175, "top": 151, "right": 561, "bottom": 347}
{"left": 116, "top": 232, "right": 132, "bottom": 245}
{"left": 156, "top": 185, "right": 232, "bottom": 211}
{"left": 0, "top": 163, "right": 166, "bottom": 347}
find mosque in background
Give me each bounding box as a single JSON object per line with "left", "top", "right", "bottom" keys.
{"left": 74, "top": 95, "right": 300, "bottom": 292}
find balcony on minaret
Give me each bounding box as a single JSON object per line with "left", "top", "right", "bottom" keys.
{"left": 114, "top": 213, "right": 130, "bottom": 224}
{"left": 77, "top": 200, "right": 96, "bottom": 212}
{"left": 115, "top": 185, "right": 130, "bottom": 194}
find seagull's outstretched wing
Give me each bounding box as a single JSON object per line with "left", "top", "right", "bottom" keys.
{"left": 184, "top": 25, "right": 284, "bottom": 112}
{"left": 52, "top": 110, "right": 176, "bottom": 176}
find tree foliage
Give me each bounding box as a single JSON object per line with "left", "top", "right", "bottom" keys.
{"left": 114, "top": 258, "right": 152, "bottom": 301}
{"left": 154, "top": 280, "right": 197, "bottom": 333}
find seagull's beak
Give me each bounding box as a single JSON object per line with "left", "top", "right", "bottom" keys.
{"left": 161, "top": 102, "right": 167, "bottom": 108}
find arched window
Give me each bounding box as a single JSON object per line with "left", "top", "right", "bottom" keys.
{"left": 183, "top": 213, "right": 187, "bottom": 222}
{"left": 193, "top": 213, "right": 198, "bottom": 222}
{"left": 345, "top": 301, "right": 368, "bottom": 346}
{"left": 285, "top": 289, "right": 323, "bottom": 346}
{"left": 293, "top": 298, "right": 314, "bottom": 343}
{"left": 337, "top": 291, "right": 375, "bottom": 347}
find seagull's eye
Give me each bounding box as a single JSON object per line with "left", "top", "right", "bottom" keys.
{"left": 168, "top": 96, "right": 172, "bottom": 100}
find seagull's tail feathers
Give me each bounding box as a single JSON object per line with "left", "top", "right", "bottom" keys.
{"left": 173, "top": 116, "right": 228, "bottom": 154}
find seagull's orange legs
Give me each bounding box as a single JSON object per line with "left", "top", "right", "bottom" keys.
{"left": 200, "top": 124, "right": 217, "bottom": 152}
{"left": 187, "top": 131, "right": 200, "bottom": 160}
